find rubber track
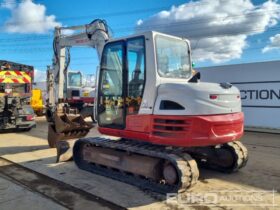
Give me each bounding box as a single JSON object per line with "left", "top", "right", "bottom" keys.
{"left": 73, "top": 137, "right": 199, "bottom": 194}
{"left": 230, "top": 141, "right": 248, "bottom": 170}
{"left": 198, "top": 141, "right": 248, "bottom": 173}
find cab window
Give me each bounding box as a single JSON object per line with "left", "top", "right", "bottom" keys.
{"left": 127, "top": 37, "right": 145, "bottom": 114}
{"left": 98, "top": 41, "right": 125, "bottom": 128}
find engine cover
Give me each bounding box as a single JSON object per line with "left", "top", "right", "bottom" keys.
{"left": 153, "top": 82, "right": 241, "bottom": 116}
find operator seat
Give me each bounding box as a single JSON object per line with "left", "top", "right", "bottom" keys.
{"left": 128, "top": 69, "right": 144, "bottom": 98}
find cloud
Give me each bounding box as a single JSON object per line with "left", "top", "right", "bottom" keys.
{"left": 136, "top": 0, "right": 280, "bottom": 63}
{"left": 34, "top": 69, "right": 46, "bottom": 82}
{"left": 262, "top": 34, "right": 280, "bottom": 52}
{"left": 1, "top": 0, "right": 16, "bottom": 9}
{"left": 3, "top": 0, "right": 61, "bottom": 34}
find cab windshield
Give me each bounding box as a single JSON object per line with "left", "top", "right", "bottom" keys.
{"left": 68, "top": 72, "right": 82, "bottom": 87}
{"left": 155, "top": 35, "right": 191, "bottom": 79}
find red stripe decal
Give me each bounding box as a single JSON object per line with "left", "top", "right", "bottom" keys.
{"left": 12, "top": 79, "right": 19, "bottom": 83}
{"left": 14, "top": 70, "right": 22, "bottom": 76}
{"left": 5, "top": 71, "right": 11, "bottom": 75}
{"left": 0, "top": 79, "right": 4, "bottom": 83}
{"left": 23, "top": 77, "right": 30, "bottom": 83}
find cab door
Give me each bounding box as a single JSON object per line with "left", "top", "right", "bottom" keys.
{"left": 97, "top": 41, "right": 125, "bottom": 129}
{"left": 97, "top": 37, "right": 146, "bottom": 129}
{"left": 126, "top": 37, "right": 146, "bottom": 115}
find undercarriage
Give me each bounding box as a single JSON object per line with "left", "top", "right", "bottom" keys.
{"left": 73, "top": 137, "right": 248, "bottom": 194}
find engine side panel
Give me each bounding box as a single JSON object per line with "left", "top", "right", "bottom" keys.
{"left": 98, "top": 112, "right": 244, "bottom": 147}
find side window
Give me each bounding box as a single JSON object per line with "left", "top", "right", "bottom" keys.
{"left": 98, "top": 42, "right": 125, "bottom": 128}
{"left": 100, "top": 43, "right": 123, "bottom": 96}
{"left": 127, "top": 37, "right": 145, "bottom": 115}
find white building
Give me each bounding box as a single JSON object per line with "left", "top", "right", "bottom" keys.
{"left": 198, "top": 60, "right": 280, "bottom": 132}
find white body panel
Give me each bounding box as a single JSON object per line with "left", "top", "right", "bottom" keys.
{"left": 137, "top": 32, "right": 241, "bottom": 116}
{"left": 198, "top": 61, "right": 280, "bottom": 130}
{"left": 154, "top": 83, "right": 241, "bottom": 115}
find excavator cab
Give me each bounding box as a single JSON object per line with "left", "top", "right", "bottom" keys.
{"left": 97, "top": 32, "right": 188, "bottom": 124}
{"left": 96, "top": 32, "right": 194, "bottom": 136}
{"left": 96, "top": 32, "right": 244, "bottom": 147}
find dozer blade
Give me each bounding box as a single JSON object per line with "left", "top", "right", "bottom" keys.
{"left": 47, "top": 113, "right": 94, "bottom": 162}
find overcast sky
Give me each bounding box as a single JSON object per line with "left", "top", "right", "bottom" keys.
{"left": 1, "top": 0, "right": 280, "bottom": 82}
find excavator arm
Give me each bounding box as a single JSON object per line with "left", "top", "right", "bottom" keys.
{"left": 46, "top": 19, "right": 110, "bottom": 161}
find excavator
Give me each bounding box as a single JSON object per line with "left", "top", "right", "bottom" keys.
{"left": 47, "top": 19, "right": 248, "bottom": 194}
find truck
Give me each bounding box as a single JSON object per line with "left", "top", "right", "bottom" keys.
{"left": 0, "top": 60, "right": 35, "bottom": 131}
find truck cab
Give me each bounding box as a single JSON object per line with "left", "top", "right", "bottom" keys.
{"left": 0, "top": 60, "right": 36, "bottom": 131}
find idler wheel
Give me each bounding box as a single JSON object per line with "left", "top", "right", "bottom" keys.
{"left": 163, "top": 163, "right": 178, "bottom": 185}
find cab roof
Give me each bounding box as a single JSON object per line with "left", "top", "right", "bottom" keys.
{"left": 108, "top": 31, "right": 189, "bottom": 43}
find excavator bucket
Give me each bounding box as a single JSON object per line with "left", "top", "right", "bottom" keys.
{"left": 47, "top": 113, "right": 94, "bottom": 162}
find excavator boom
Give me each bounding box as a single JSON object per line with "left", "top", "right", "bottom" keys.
{"left": 46, "top": 19, "right": 110, "bottom": 161}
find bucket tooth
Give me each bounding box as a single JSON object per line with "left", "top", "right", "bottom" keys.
{"left": 56, "top": 140, "right": 76, "bottom": 162}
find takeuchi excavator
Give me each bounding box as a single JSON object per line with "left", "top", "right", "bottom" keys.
{"left": 47, "top": 19, "right": 248, "bottom": 194}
